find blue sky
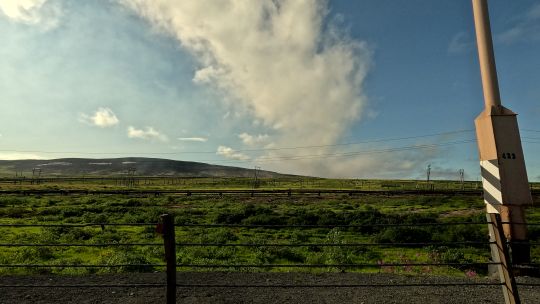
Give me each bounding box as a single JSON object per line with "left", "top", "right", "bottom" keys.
{"left": 0, "top": 0, "right": 539, "bottom": 180}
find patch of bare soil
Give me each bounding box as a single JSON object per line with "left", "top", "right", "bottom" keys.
{"left": 1, "top": 272, "right": 539, "bottom": 304}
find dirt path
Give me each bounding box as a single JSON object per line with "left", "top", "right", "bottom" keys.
{"left": 1, "top": 272, "right": 539, "bottom": 304}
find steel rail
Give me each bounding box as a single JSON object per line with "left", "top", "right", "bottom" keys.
{"left": 173, "top": 241, "right": 493, "bottom": 247}
{"left": 0, "top": 243, "right": 162, "bottom": 247}
{"left": 0, "top": 264, "right": 165, "bottom": 268}
{"left": 0, "top": 241, "right": 494, "bottom": 247}
{"left": 175, "top": 262, "right": 498, "bottom": 268}
{"left": 0, "top": 222, "right": 490, "bottom": 228}
{"left": 174, "top": 282, "right": 503, "bottom": 288}
{"left": 173, "top": 222, "right": 489, "bottom": 228}
{"left": 0, "top": 262, "right": 497, "bottom": 268}
{"left": 0, "top": 188, "right": 492, "bottom": 196}
{"left": 0, "top": 284, "right": 166, "bottom": 288}
{"left": 0, "top": 223, "right": 158, "bottom": 227}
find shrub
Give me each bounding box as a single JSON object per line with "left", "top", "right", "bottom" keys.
{"left": 98, "top": 250, "right": 154, "bottom": 273}
{"left": 200, "top": 228, "right": 238, "bottom": 244}
{"left": 14, "top": 247, "right": 55, "bottom": 262}
{"left": 374, "top": 227, "right": 432, "bottom": 245}
{"left": 61, "top": 208, "right": 85, "bottom": 218}
{"left": 215, "top": 204, "right": 277, "bottom": 224}
{"left": 428, "top": 246, "right": 472, "bottom": 264}
{"left": 433, "top": 225, "right": 487, "bottom": 245}
{"left": 0, "top": 207, "right": 29, "bottom": 218}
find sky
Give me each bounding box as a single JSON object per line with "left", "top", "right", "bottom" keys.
{"left": 0, "top": 0, "right": 539, "bottom": 180}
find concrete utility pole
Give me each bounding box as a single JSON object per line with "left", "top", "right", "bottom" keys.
{"left": 472, "top": 0, "right": 533, "bottom": 264}
{"left": 426, "top": 164, "right": 431, "bottom": 182}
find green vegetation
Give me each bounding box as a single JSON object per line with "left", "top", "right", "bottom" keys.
{"left": 0, "top": 189, "right": 538, "bottom": 277}
{"left": 0, "top": 176, "right": 494, "bottom": 191}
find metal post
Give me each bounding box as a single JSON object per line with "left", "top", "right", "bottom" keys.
{"left": 161, "top": 214, "right": 176, "bottom": 304}
{"left": 487, "top": 213, "right": 520, "bottom": 304}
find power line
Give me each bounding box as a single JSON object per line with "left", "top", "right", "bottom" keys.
{"left": 0, "top": 139, "right": 478, "bottom": 166}
{"left": 2, "top": 139, "right": 538, "bottom": 166}
{"left": 206, "top": 140, "right": 478, "bottom": 164}
{"left": 0, "top": 129, "right": 474, "bottom": 156}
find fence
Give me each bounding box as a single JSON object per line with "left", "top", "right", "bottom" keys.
{"left": 0, "top": 216, "right": 538, "bottom": 304}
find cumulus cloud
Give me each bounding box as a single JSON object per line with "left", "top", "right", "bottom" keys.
{"left": 239, "top": 133, "right": 269, "bottom": 147}
{"left": 216, "top": 146, "right": 250, "bottom": 161}
{"left": 127, "top": 126, "right": 168, "bottom": 142}
{"left": 121, "top": 0, "right": 372, "bottom": 177}
{"left": 79, "top": 107, "right": 119, "bottom": 128}
{"left": 177, "top": 137, "right": 208, "bottom": 142}
{"left": 0, "top": 0, "right": 62, "bottom": 30}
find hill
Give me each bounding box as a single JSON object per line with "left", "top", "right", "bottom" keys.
{"left": 0, "top": 157, "right": 287, "bottom": 178}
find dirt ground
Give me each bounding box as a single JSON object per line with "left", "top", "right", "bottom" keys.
{"left": 1, "top": 272, "right": 539, "bottom": 304}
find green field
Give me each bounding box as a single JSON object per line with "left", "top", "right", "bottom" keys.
{"left": 0, "top": 180, "right": 539, "bottom": 277}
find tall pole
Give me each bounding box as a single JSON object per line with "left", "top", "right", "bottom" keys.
{"left": 472, "top": 0, "right": 532, "bottom": 264}
{"left": 472, "top": 0, "right": 501, "bottom": 109}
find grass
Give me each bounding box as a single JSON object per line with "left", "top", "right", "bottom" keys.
{"left": 0, "top": 176, "right": 501, "bottom": 191}
{"left": 0, "top": 182, "right": 538, "bottom": 277}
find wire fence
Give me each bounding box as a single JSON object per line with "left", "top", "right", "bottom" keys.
{"left": 0, "top": 215, "right": 537, "bottom": 304}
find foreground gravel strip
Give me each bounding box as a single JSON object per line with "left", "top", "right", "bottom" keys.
{"left": 0, "top": 272, "right": 539, "bottom": 304}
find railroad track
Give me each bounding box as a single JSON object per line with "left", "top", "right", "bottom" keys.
{"left": 0, "top": 188, "right": 497, "bottom": 196}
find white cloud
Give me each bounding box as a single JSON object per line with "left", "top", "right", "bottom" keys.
{"left": 0, "top": 0, "right": 62, "bottom": 30}
{"left": 79, "top": 107, "right": 119, "bottom": 128}
{"left": 0, "top": 152, "right": 45, "bottom": 160}
{"left": 448, "top": 32, "right": 472, "bottom": 54}
{"left": 497, "top": 3, "right": 540, "bottom": 44}
{"left": 239, "top": 133, "right": 269, "bottom": 147}
{"left": 122, "top": 0, "right": 372, "bottom": 177}
{"left": 528, "top": 4, "right": 540, "bottom": 20}
{"left": 216, "top": 145, "right": 250, "bottom": 161}
{"left": 127, "top": 126, "right": 168, "bottom": 142}
{"left": 177, "top": 137, "right": 208, "bottom": 142}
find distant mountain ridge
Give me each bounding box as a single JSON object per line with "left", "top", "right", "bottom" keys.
{"left": 0, "top": 158, "right": 287, "bottom": 178}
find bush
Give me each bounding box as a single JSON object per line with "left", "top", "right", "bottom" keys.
{"left": 125, "top": 199, "right": 142, "bottom": 207}
{"left": 14, "top": 247, "right": 55, "bottom": 262}
{"left": 200, "top": 228, "right": 238, "bottom": 244}
{"left": 215, "top": 204, "right": 278, "bottom": 224}
{"left": 98, "top": 250, "right": 154, "bottom": 273}
{"left": 528, "top": 226, "right": 540, "bottom": 240}
{"left": 374, "top": 227, "right": 432, "bottom": 245}
{"left": 0, "top": 207, "right": 29, "bottom": 218}
{"left": 122, "top": 207, "right": 168, "bottom": 223}
{"left": 428, "top": 246, "right": 472, "bottom": 264}
{"left": 66, "top": 228, "right": 94, "bottom": 241}
{"left": 82, "top": 212, "right": 108, "bottom": 223}
{"left": 242, "top": 214, "right": 285, "bottom": 225}
{"left": 433, "top": 225, "right": 487, "bottom": 244}
{"left": 61, "top": 208, "right": 85, "bottom": 218}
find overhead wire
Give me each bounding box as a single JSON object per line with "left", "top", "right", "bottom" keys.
{"left": 1, "top": 128, "right": 539, "bottom": 165}
{"left": 0, "top": 129, "right": 474, "bottom": 155}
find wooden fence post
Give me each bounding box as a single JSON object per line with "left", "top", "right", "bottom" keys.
{"left": 161, "top": 214, "right": 176, "bottom": 304}
{"left": 487, "top": 213, "right": 520, "bottom": 304}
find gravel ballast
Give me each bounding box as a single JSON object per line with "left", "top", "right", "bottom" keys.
{"left": 1, "top": 272, "right": 539, "bottom": 304}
